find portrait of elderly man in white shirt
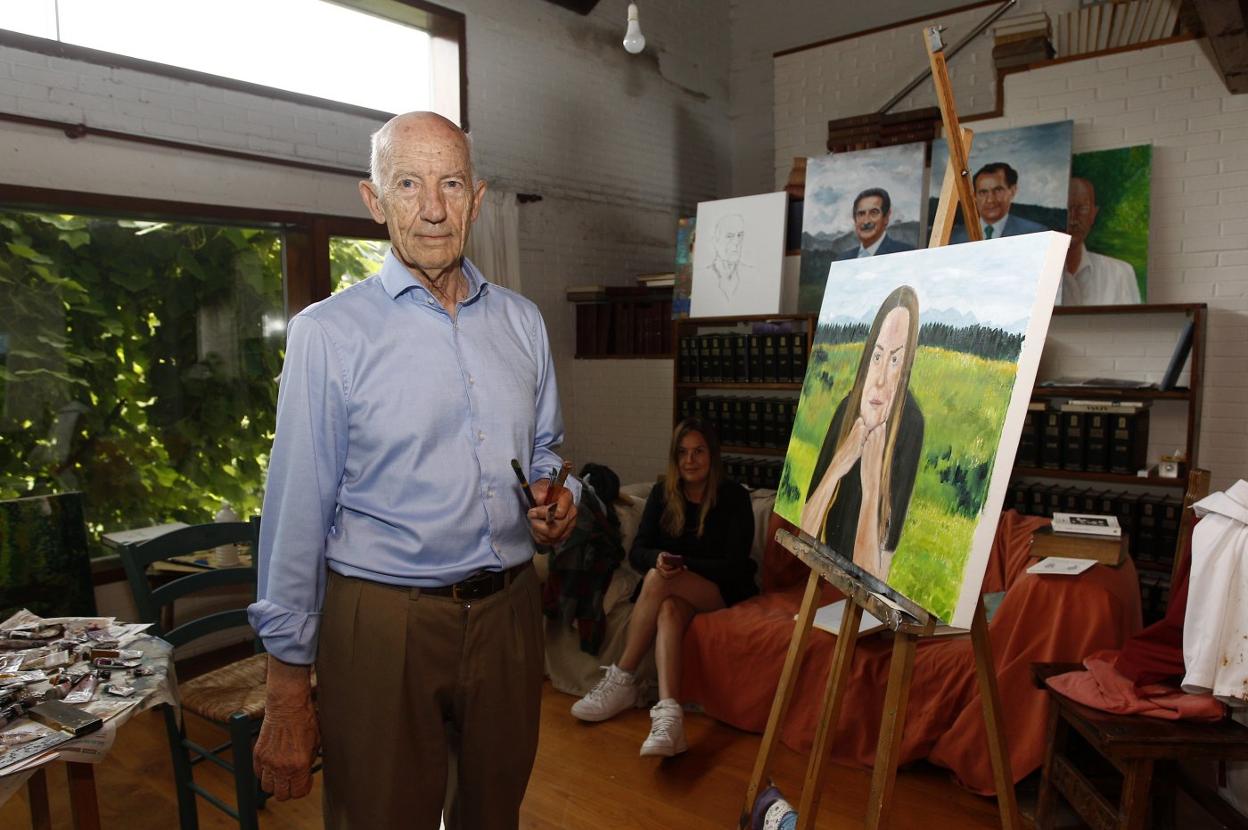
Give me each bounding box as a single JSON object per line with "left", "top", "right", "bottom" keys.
{"left": 1058, "top": 176, "right": 1142, "bottom": 305}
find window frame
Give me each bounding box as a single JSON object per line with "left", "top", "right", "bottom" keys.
{"left": 0, "top": 0, "right": 468, "bottom": 129}
{"left": 0, "top": 183, "right": 389, "bottom": 317}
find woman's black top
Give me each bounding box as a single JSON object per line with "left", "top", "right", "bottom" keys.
{"left": 629, "top": 479, "right": 758, "bottom": 607}
{"left": 807, "top": 389, "right": 924, "bottom": 559}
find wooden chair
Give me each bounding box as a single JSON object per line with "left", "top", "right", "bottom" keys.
{"left": 118, "top": 520, "right": 268, "bottom": 830}
{"left": 1033, "top": 469, "right": 1248, "bottom": 830}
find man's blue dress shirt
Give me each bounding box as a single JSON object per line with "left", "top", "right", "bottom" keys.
{"left": 248, "top": 253, "right": 576, "bottom": 665}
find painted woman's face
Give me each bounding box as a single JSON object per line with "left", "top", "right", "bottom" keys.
{"left": 677, "top": 431, "right": 711, "bottom": 489}
{"left": 859, "top": 307, "right": 910, "bottom": 430}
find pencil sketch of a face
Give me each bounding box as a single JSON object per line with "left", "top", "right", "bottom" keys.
{"left": 689, "top": 191, "right": 786, "bottom": 317}
{"left": 710, "top": 214, "right": 746, "bottom": 300}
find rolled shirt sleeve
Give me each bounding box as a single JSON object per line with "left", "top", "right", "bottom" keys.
{"left": 248, "top": 315, "right": 348, "bottom": 665}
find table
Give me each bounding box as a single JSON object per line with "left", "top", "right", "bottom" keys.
{"left": 0, "top": 616, "right": 175, "bottom": 830}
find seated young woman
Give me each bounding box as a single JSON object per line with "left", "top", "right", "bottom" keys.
{"left": 570, "top": 417, "right": 756, "bottom": 756}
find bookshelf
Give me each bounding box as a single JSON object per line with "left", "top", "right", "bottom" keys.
{"left": 673, "top": 313, "right": 815, "bottom": 487}
{"left": 570, "top": 285, "right": 674, "bottom": 359}
{"left": 1011, "top": 302, "right": 1207, "bottom": 621}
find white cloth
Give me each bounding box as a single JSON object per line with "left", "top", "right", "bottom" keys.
{"left": 463, "top": 188, "right": 522, "bottom": 292}
{"left": 1182, "top": 480, "right": 1248, "bottom": 706}
{"left": 856, "top": 233, "right": 886, "bottom": 258}
{"left": 1058, "top": 244, "right": 1141, "bottom": 305}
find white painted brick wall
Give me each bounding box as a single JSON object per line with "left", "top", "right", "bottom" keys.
{"left": 773, "top": 24, "right": 1248, "bottom": 492}
{"left": 0, "top": 0, "right": 731, "bottom": 488}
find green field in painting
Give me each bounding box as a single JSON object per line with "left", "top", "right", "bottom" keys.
{"left": 775, "top": 340, "right": 1018, "bottom": 621}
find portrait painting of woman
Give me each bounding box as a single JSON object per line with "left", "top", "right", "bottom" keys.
{"left": 799, "top": 285, "right": 924, "bottom": 581}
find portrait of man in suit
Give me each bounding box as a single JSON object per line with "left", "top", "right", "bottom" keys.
{"left": 951, "top": 162, "right": 1048, "bottom": 242}
{"left": 834, "top": 188, "right": 915, "bottom": 261}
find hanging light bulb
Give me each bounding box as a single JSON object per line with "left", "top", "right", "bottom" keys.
{"left": 622, "top": 3, "right": 645, "bottom": 54}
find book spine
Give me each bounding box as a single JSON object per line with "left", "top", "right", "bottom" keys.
{"left": 1136, "top": 497, "right": 1159, "bottom": 563}
{"left": 1061, "top": 410, "right": 1086, "bottom": 471}
{"left": 1084, "top": 412, "right": 1110, "bottom": 472}
{"left": 747, "top": 398, "right": 763, "bottom": 447}
{"left": 1018, "top": 409, "right": 1039, "bottom": 467}
{"left": 1041, "top": 410, "right": 1063, "bottom": 469}
{"left": 733, "top": 334, "right": 748, "bottom": 382}
{"left": 762, "top": 398, "right": 778, "bottom": 448}
{"left": 762, "top": 335, "right": 779, "bottom": 383}
{"left": 717, "top": 397, "right": 734, "bottom": 445}
{"left": 748, "top": 335, "right": 764, "bottom": 383}
{"left": 792, "top": 333, "right": 808, "bottom": 384}
{"left": 1109, "top": 410, "right": 1150, "bottom": 473}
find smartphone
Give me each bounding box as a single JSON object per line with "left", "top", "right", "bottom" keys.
{"left": 659, "top": 552, "right": 685, "bottom": 569}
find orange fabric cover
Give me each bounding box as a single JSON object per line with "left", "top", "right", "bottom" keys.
{"left": 681, "top": 510, "right": 1144, "bottom": 794}
{"left": 1047, "top": 653, "right": 1225, "bottom": 721}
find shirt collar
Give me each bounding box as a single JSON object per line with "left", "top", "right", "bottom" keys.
{"left": 378, "top": 250, "right": 489, "bottom": 305}
{"left": 984, "top": 214, "right": 1009, "bottom": 238}
{"left": 1071, "top": 243, "right": 1092, "bottom": 276}
{"left": 860, "top": 232, "right": 887, "bottom": 257}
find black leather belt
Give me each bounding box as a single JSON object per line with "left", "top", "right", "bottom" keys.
{"left": 423, "top": 561, "right": 530, "bottom": 601}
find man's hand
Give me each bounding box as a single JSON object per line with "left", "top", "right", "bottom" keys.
{"left": 254, "top": 657, "right": 320, "bottom": 801}
{"left": 529, "top": 478, "right": 577, "bottom": 545}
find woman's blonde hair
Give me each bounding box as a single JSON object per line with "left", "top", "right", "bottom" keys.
{"left": 820, "top": 285, "right": 920, "bottom": 546}
{"left": 661, "top": 417, "right": 723, "bottom": 538}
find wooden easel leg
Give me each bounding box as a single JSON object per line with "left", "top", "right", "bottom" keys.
{"left": 740, "top": 570, "right": 824, "bottom": 829}
{"left": 864, "top": 632, "right": 918, "bottom": 830}
{"left": 794, "top": 599, "right": 863, "bottom": 830}
{"left": 1033, "top": 702, "right": 1063, "bottom": 830}
{"left": 971, "top": 596, "right": 1021, "bottom": 830}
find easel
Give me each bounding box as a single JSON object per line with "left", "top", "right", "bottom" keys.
{"left": 740, "top": 28, "right": 1018, "bottom": 830}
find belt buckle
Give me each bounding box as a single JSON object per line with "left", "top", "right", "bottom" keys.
{"left": 452, "top": 571, "right": 489, "bottom": 602}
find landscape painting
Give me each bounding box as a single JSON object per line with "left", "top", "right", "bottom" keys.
{"left": 799, "top": 143, "right": 926, "bottom": 313}
{"left": 672, "top": 216, "right": 695, "bottom": 319}
{"left": 930, "top": 120, "right": 1073, "bottom": 245}
{"left": 774, "top": 232, "right": 1069, "bottom": 627}
{"left": 690, "top": 192, "right": 787, "bottom": 317}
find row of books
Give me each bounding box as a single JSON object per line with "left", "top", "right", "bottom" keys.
{"left": 679, "top": 395, "right": 797, "bottom": 450}
{"left": 574, "top": 294, "right": 671, "bottom": 357}
{"left": 1009, "top": 481, "right": 1181, "bottom": 564}
{"left": 1138, "top": 569, "right": 1173, "bottom": 624}
{"left": 1055, "top": 0, "right": 1179, "bottom": 58}
{"left": 992, "top": 12, "right": 1054, "bottom": 69}
{"left": 678, "top": 332, "right": 809, "bottom": 385}
{"left": 1018, "top": 400, "right": 1150, "bottom": 473}
{"left": 724, "top": 456, "right": 783, "bottom": 491}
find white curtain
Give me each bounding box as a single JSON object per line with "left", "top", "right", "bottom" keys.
{"left": 465, "top": 188, "right": 521, "bottom": 291}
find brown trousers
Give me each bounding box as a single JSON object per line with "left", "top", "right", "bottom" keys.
{"left": 315, "top": 563, "right": 543, "bottom": 830}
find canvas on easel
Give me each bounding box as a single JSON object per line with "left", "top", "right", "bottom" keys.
{"left": 690, "top": 192, "right": 787, "bottom": 317}
{"left": 742, "top": 26, "right": 1070, "bottom": 830}
{"left": 776, "top": 232, "right": 1068, "bottom": 627}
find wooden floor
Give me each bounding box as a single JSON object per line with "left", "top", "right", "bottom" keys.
{"left": 1, "top": 682, "right": 1005, "bottom": 829}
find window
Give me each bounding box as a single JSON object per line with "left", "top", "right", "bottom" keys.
{"left": 332, "top": 236, "right": 390, "bottom": 294}
{"left": 0, "top": 0, "right": 465, "bottom": 124}
{"left": 0, "top": 210, "right": 286, "bottom": 537}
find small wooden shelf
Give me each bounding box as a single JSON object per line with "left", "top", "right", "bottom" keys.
{"left": 1050, "top": 301, "right": 1205, "bottom": 316}
{"left": 1013, "top": 467, "right": 1189, "bottom": 488}
{"left": 675, "top": 382, "right": 803, "bottom": 391}
{"left": 1032, "top": 386, "right": 1190, "bottom": 401}
{"left": 722, "top": 445, "right": 787, "bottom": 457}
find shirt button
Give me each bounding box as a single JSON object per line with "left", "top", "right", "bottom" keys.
{"left": 492, "top": 543, "right": 501, "bottom": 554}
{"left": 468, "top": 375, "right": 475, "bottom": 385}
{"left": 477, "top": 430, "right": 485, "bottom": 442}
{"left": 487, "top": 487, "right": 495, "bottom": 499}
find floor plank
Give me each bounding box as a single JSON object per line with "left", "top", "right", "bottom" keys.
{"left": 0, "top": 682, "right": 1003, "bottom": 829}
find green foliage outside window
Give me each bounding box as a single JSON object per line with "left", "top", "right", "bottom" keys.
{"left": 0, "top": 211, "right": 383, "bottom": 548}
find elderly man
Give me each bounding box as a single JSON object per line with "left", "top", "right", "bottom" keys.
{"left": 1059, "top": 176, "right": 1141, "bottom": 305}
{"left": 834, "top": 187, "right": 914, "bottom": 260}
{"left": 951, "top": 162, "right": 1047, "bottom": 242}
{"left": 249, "top": 111, "right": 577, "bottom": 829}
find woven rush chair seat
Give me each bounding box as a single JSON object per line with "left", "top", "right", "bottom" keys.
{"left": 181, "top": 652, "right": 268, "bottom": 721}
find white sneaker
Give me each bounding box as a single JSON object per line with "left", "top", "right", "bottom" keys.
{"left": 640, "top": 699, "right": 687, "bottom": 757}
{"left": 571, "top": 664, "right": 638, "bottom": 722}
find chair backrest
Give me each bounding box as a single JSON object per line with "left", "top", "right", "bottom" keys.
{"left": 117, "top": 519, "right": 260, "bottom": 650}
{"left": 1170, "top": 467, "right": 1211, "bottom": 588}
{"left": 0, "top": 492, "right": 97, "bottom": 619}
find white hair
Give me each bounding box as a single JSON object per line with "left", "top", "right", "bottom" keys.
{"left": 368, "top": 115, "right": 475, "bottom": 192}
